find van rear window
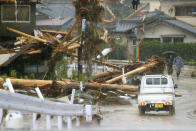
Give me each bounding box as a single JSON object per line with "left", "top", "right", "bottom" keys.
{"left": 146, "top": 78, "right": 168, "bottom": 85}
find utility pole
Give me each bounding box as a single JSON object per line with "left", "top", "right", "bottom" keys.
{"left": 78, "top": 17, "right": 87, "bottom": 77}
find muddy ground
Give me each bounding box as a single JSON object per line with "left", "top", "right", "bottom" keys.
{"left": 1, "top": 68, "right": 196, "bottom": 130}
{"left": 99, "top": 77, "right": 196, "bottom": 130}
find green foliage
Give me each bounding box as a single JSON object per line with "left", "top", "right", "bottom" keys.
{"left": 10, "top": 70, "right": 17, "bottom": 77}
{"left": 71, "top": 70, "right": 87, "bottom": 82}
{"left": 184, "top": 59, "right": 196, "bottom": 66}
{"left": 30, "top": 73, "right": 35, "bottom": 79}
{"left": 140, "top": 41, "right": 196, "bottom": 61}
{"left": 2, "top": 74, "right": 7, "bottom": 81}
{"left": 109, "top": 44, "right": 127, "bottom": 60}
{"left": 55, "top": 58, "right": 68, "bottom": 79}
{"left": 78, "top": 72, "right": 87, "bottom": 82}
{"left": 24, "top": 76, "right": 28, "bottom": 79}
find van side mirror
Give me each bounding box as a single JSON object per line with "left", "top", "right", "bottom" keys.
{"left": 174, "top": 84, "right": 178, "bottom": 89}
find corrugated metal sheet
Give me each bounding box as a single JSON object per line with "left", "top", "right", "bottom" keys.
{"left": 164, "top": 20, "right": 196, "bottom": 35}
{"left": 0, "top": 53, "right": 16, "bottom": 66}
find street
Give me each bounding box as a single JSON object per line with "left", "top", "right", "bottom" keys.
{"left": 99, "top": 77, "right": 196, "bottom": 130}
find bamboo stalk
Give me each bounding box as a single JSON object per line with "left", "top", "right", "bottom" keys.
{"left": 7, "top": 27, "right": 47, "bottom": 43}
{"left": 106, "top": 61, "right": 158, "bottom": 84}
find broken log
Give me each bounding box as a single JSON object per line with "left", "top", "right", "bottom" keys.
{"left": 25, "top": 50, "right": 42, "bottom": 55}
{"left": 0, "top": 77, "right": 137, "bottom": 92}
{"left": 94, "top": 70, "right": 121, "bottom": 78}
{"left": 41, "top": 30, "right": 68, "bottom": 35}
{"left": 67, "top": 53, "right": 121, "bottom": 70}
{"left": 92, "top": 59, "right": 121, "bottom": 70}
{"left": 67, "top": 44, "right": 81, "bottom": 50}
{"left": 125, "top": 3, "right": 149, "bottom": 19}
{"left": 106, "top": 61, "right": 158, "bottom": 84}
{"left": 63, "top": 34, "right": 82, "bottom": 48}
{"left": 7, "top": 27, "right": 48, "bottom": 43}
{"left": 106, "top": 6, "right": 118, "bottom": 21}
{"left": 61, "top": 16, "right": 81, "bottom": 43}
{"left": 102, "top": 19, "right": 113, "bottom": 23}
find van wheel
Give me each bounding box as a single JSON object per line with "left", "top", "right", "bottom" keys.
{"left": 139, "top": 107, "right": 145, "bottom": 115}
{"left": 169, "top": 106, "right": 175, "bottom": 116}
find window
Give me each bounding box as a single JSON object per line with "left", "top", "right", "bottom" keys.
{"left": 163, "top": 37, "right": 172, "bottom": 43}
{"left": 144, "top": 38, "right": 160, "bottom": 42}
{"left": 146, "top": 78, "right": 168, "bottom": 85}
{"left": 1, "top": 5, "right": 30, "bottom": 22}
{"left": 173, "top": 37, "right": 184, "bottom": 42}
{"left": 162, "top": 37, "right": 184, "bottom": 43}
{"left": 175, "top": 6, "right": 196, "bottom": 16}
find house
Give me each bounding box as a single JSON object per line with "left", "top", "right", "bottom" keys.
{"left": 140, "top": 0, "right": 196, "bottom": 27}
{"left": 0, "top": 0, "right": 40, "bottom": 38}
{"left": 107, "top": 11, "right": 196, "bottom": 60}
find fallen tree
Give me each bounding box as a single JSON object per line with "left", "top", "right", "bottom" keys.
{"left": 0, "top": 77, "right": 138, "bottom": 92}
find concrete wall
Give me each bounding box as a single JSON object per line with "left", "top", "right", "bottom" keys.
{"left": 141, "top": 22, "right": 196, "bottom": 43}
{"left": 0, "top": 3, "right": 36, "bottom": 38}
{"left": 141, "top": 0, "right": 196, "bottom": 27}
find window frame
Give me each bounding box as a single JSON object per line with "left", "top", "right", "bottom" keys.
{"left": 175, "top": 6, "right": 196, "bottom": 16}
{"left": 1, "top": 4, "right": 31, "bottom": 23}
{"left": 146, "top": 78, "right": 168, "bottom": 85}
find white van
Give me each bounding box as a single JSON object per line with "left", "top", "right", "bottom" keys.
{"left": 138, "top": 75, "right": 178, "bottom": 115}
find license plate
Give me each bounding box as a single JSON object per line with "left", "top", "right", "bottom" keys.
{"left": 155, "top": 103, "right": 163, "bottom": 108}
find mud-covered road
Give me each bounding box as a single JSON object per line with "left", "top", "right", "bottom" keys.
{"left": 99, "top": 77, "right": 196, "bottom": 130}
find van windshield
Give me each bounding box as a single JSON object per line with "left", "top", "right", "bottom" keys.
{"left": 146, "top": 78, "right": 168, "bottom": 85}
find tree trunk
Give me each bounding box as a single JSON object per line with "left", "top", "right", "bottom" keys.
{"left": 106, "top": 61, "right": 158, "bottom": 84}
{"left": 0, "top": 77, "right": 138, "bottom": 92}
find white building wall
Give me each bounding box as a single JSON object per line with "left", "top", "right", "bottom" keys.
{"left": 142, "top": 23, "right": 196, "bottom": 43}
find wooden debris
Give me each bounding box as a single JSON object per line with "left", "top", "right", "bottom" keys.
{"left": 125, "top": 3, "right": 149, "bottom": 19}
{"left": 7, "top": 27, "right": 48, "bottom": 43}
{"left": 61, "top": 16, "right": 81, "bottom": 44}
{"left": 92, "top": 59, "right": 121, "bottom": 70}
{"left": 106, "top": 6, "right": 118, "bottom": 21}
{"left": 0, "top": 77, "right": 138, "bottom": 92}
{"left": 67, "top": 44, "right": 81, "bottom": 50}
{"left": 94, "top": 70, "right": 121, "bottom": 78}
{"left": 106, "top": 61, "right": 158, "bottom": 84}
{"left": 41, "top": 30, "right": 68, "bottom": 35}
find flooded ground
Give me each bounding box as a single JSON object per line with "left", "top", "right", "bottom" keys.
{"left": 1, "top": 68, "right": 196, "bottom": 130}
{"left": 99, "top": 77, "right": 196, "bottom": 130}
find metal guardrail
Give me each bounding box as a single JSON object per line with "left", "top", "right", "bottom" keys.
{"left": 0, "top": 89, "right": 84, "bottom": 116}
{"left": 0, "top": 78, "right": 96, "bottom": 130}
